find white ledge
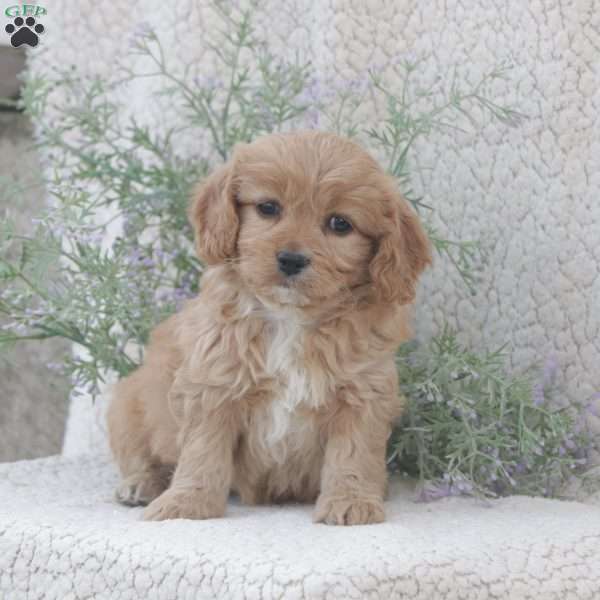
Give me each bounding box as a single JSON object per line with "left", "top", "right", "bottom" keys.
{"left": 1, "top": 454, "right": 600, "bottom": 599}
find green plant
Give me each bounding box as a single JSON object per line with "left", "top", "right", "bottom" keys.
{"left": 390, "top": 331, "right": 594, "bottom": 499}
{"left": 0, "top": 4, "right": 593, "bottom": 498}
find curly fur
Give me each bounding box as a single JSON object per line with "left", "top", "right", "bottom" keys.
{"left": 107, "top": 130, "right": 431, "bottom": 525}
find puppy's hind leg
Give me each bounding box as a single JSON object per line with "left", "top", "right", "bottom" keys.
{"left": 107, "top": 372, "right": 172, "bottom": 507}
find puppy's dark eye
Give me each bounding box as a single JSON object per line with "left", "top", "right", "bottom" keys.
{"left": 327, "top": 215, "right": 353, "bottom": 234}
{"left": 257, "top": 201, "right": 281, "bottom": 217}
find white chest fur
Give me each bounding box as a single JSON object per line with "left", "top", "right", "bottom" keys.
{"left": 260, "top": 312, "right": 323, "bottom": 453}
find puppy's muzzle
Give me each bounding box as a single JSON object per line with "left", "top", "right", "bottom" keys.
{"left": 276, "top": 250, "right": 310, "bottom": 277}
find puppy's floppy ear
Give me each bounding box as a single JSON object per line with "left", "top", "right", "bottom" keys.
{"left": 370, "top": 188, "right": 432, "bottom": 305}
{"left": 188, "top": 161, "right": 239, "bottom": 264}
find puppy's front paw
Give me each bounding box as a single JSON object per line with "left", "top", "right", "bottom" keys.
{"left": 313, "top": 495, "right": 385, "bottom": 526}
{"left": 143, "top": 488, "right": 225, "bottom": 521}
{"left": 116, "top": 472, "right": 167, "bottom": 507}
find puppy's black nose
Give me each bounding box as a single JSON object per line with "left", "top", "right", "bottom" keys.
{"left": 277, "top": 251, "right": 310, "bottom": 276}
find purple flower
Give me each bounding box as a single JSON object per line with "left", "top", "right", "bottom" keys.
{"left": 564, "top": 438, "right": 576, "bottom": 451}
{"left": 350, "top": 77, "right": 369, "bottom": 93}
{"left": 415, "top": 475, "right": 474, "bottom": 503}
{"left": 134, "top": 21, "right": 153, "bottom": 37}
{"left": 126, "top": 248, "right": 142, "bottom": 264}
{"left": 154, "top": 248, "right": 177, "bottom": 261}
{"left": 156, "top": 289, "right": 171, "bottom": 302}
{"left": 129, "top": 21, "right": 154, "bottom": 48}
{"left": 532, "top": 382, "right": 545, "bottom": 406}
{"left": 415, "top": 480, "right": 453, "bottom": 502}
{"left": 541, "top": 355, "right": 559, "bottom": 387}
{"left": 302, "top": 108, "right": 320, "bottom": 129}
{"left": 532, "top": 355, "right": 560, "bottom": 407}
{"left": 173, "top": 284, "right": 194, "bottom": 309}
{"left": 584, "top": 394, "right": 600, "bottom": 417}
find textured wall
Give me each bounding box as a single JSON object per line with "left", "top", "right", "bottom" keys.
{"left": 26, "top": 0, "right": 599, "bottom": 454}
{"left": 0, "top": 112, "right": 70, "bottom": 461}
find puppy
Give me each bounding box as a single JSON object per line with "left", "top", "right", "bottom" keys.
{"left": 107, "top": 130, "right": 431, "bottom": 525}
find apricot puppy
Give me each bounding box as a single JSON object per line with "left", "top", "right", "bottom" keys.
{"left": 107, "top": 130, "right": 431, "bottom": 525}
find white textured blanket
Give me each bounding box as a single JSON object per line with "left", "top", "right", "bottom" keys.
{"left": 1, "top": 454, "right": 600, "bottom": 599}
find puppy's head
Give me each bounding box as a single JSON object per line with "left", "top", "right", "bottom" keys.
{"left": 190, "top": 131, "right": 431, "bottom": 309}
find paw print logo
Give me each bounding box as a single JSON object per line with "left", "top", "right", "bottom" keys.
{"left": 5, "top": 16, "right": 45, "bottom": 48}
